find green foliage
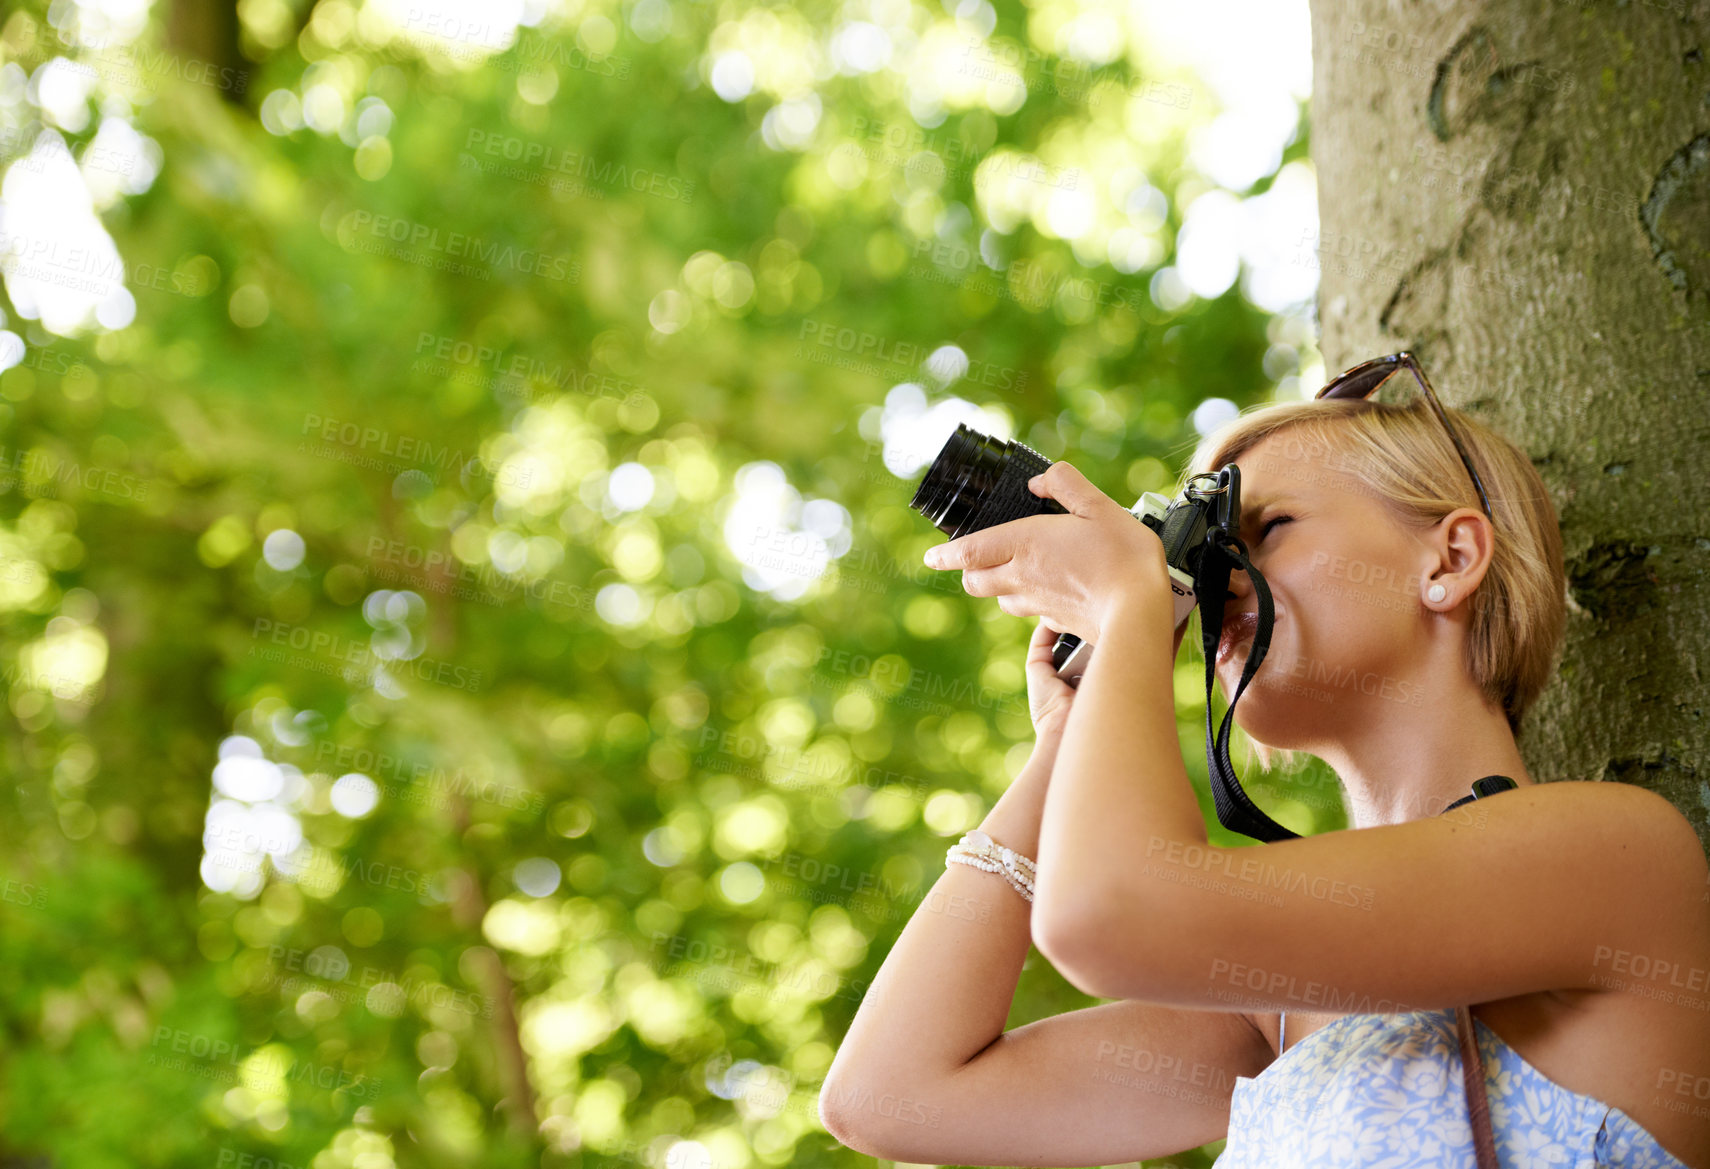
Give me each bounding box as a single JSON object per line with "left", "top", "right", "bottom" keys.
{"left": 0, "top": 2, "right": 1332, "bottom": 1166}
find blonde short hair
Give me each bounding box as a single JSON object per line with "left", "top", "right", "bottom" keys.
{"left": 1180, "top": 395, "right": 1567, "bottom": 771}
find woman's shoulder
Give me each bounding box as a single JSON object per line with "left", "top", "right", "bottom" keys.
{"left": 1526, "top": 779, "right": 1709, "bottom": 926}
{"left": 1514, "top": 780, "right": 1706, "bottom": 864}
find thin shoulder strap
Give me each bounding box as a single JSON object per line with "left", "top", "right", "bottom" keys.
{"left": 1279, "top": 1010, "right": 1286, "bottom": 1053}
{"left": 1453, "top": 774, "right": 1515, "bottom": 1169}
{"left": 1457, "top": 1005, "right": 1500, "bottom": 1169}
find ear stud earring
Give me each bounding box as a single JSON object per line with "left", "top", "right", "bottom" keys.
{"left": 1427, "top": 583, "right": 1447, "bottom": 603}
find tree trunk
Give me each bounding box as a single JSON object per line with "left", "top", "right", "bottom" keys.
{"left": 1306, "top": 0, "right": 1710, "bottom": 849}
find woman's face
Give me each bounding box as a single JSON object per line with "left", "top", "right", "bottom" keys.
{"left": 1210, "top": 428, "right": 1444, "bottom": 751}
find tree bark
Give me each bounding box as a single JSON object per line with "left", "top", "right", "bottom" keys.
{"left": 1306, "top": 0, "right": 1710, "bottom": 849}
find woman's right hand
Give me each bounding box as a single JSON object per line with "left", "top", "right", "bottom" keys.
{"left": 1024, "top": 618, "right": 1078, "bottom": 740}
{"left": 1025, "top": 612, "right": 1196, "bottom": 741}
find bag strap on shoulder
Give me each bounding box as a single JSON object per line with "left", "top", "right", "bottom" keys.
{"left": 1453, "top": 774, "right": 1516, "bottom": 1169}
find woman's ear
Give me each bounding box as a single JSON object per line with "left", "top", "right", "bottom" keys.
{"left": 1422, "top": 508, "right": 1495, "bottom": 608}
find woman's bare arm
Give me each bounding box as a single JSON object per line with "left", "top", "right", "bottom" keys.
{"left": 819, "top": 733, "right": 1063, "bottom": 1110}
{"left": 821, "top": 619, "right": 1267, "bottom": 1167}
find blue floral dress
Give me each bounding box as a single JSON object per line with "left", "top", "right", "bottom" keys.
{"left": 1216, "top": 1007, "right": 1693, "bottom": 1169}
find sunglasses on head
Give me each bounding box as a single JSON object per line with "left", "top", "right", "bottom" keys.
{"left": 1314, "top": 351, "right": 1494, "bottom": 524}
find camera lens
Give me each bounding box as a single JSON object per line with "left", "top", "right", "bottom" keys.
{"left": 910, "top": 423, "right": 1065, "bottom": 538}
{"left": 911, "top": 426, "right": 1002, "bottom": 535}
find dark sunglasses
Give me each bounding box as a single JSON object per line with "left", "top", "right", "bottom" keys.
{"left": 1314, "top": 351, "right": 1494, "bottom": 523}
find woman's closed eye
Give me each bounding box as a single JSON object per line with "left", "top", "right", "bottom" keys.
{"left": 1259, "top": 514, "right": 1293, "bottom": 541}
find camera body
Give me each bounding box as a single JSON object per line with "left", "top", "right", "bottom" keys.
{"left": 909, "top": 423, "right": 1237, "bottom": 683}
{"left": 1051, "top": 490, "right": 1203, "bottom": 681}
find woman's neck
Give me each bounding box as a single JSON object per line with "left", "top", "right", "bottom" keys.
{"left": 1318, "top": 691, "right": 1533, "bottom": 829}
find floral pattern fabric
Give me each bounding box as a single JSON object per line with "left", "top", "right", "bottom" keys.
{"left": 1215, "top": 1007, "right": 1691, "bottom": 1169}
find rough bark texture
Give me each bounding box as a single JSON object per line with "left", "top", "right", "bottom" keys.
{"left": 1307, "top": 0, "right": 1710, "bottom": 851}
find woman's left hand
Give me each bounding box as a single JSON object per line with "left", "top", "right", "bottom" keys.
{"left": 922, "top": 460, "right": 1177, "bottom": 647}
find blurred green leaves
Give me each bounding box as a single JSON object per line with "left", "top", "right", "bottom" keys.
{"left": 0, "top": 0, "right": 1332, "bottom": 1166}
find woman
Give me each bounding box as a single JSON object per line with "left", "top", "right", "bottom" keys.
{"left": 818, "top": 375, "right": 1710, "bottom": 1168}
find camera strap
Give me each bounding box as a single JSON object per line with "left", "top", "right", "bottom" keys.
{"left": 1193, "top": 526, "right": 1518, "bottom": 842}
{"left": 1195, "top": 525, "right": 1302, "bottom": 842}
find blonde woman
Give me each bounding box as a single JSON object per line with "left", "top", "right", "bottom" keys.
{"left": 820, "top": 355, "right": 1710, "bottom": 1169}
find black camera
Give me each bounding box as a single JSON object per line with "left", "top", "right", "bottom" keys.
{"left": 910, "top": 423, "right": 1242, "bottom": 682}
{"left": 908, "top": 422, "right": 1324, "bottom": 845}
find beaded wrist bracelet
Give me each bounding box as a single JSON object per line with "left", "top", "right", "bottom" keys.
{"left": 945, "top": 829, "right": 1038, "bottom": 903}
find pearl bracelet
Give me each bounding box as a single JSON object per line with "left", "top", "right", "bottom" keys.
{"left": 946, "top": 829, "right": 1038, "bottom": 903}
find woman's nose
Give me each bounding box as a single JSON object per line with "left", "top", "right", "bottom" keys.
{"left": 1225, "top": 567, "right": 1253, "bottom": 599}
